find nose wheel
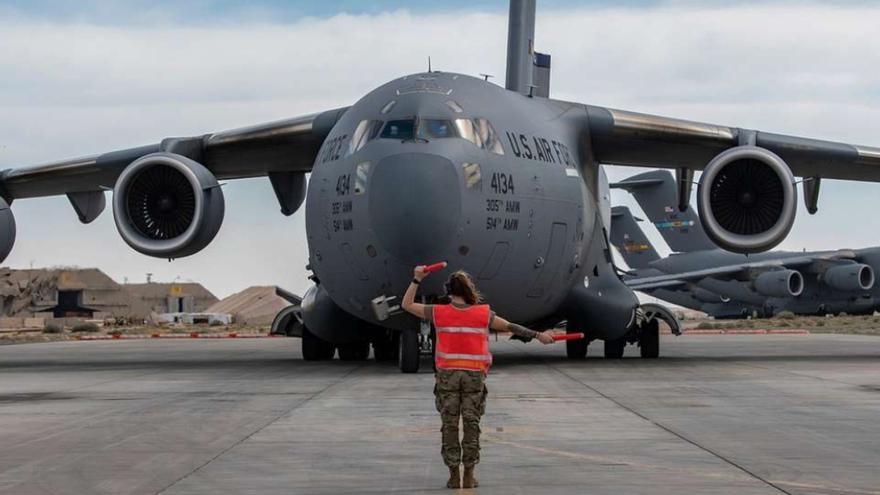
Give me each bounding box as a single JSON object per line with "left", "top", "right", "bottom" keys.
{"left": 399, "top": 320, "right": 435, "bottom": 373}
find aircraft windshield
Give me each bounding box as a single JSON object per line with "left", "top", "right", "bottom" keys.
{"left": 417, "top": 120, "right": 455, "bottom": 139}
{"left": 376, "top": 117, "right": 503, "bottom": 154}
{"left": 380, "top": 120, "right": 415, "bottom": 140}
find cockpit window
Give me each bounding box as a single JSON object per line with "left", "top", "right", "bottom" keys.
{"left": 380, "top": 119, "right": 415, "bottom": 140}
{"left": 417, "top": 119, "right": 455, "bottom": 140}
{"left": 454, "top": 118, "right": 505, "bottom": 155}
{"left": 374, "top": 117, "right": 504, "bottom": 155}
{"left": 348, "top": 119, "right": 384, "bottom": 155}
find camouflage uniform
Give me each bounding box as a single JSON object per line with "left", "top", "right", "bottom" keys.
{"left": 434, "top": 368, "right": 488, "bottom": 467}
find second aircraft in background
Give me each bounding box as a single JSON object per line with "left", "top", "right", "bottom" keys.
{"left": 610, "top": 170, "right": 879, "bottom": 318}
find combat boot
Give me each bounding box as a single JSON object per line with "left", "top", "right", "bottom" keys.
{"left": 462, "top": 465, "right": 479, "bottom": 488}
{"left": 446, "top": 465, "right": 461, "bottom": 489}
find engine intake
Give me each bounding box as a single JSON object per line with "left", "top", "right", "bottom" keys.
{"left": 697, "top": 146, "right": 796, "bottom": 253}
{"left": 823, "top": 264, "right": 874, "bottom": 291}
{"left": 753, "top": 269, "right": 803, "bottom": 298}
{"left": 0, "top": 197, "right": 15, "bottom": 263}
{"left": 113, "top": 152, "right": 225, "bottom": 258}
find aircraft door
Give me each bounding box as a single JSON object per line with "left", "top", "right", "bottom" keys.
{"left": 527, "top": 222, "right": 568, "bottom": 298}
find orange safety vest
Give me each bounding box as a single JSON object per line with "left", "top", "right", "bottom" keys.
{"left": 434, "top": 304, "right": 493, "bottom": 374}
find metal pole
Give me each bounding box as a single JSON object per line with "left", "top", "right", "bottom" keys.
{"left": 505, "top": 0, "right": 536, "bottom": 95}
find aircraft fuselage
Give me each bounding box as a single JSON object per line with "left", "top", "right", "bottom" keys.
{"left": 304, "top": 72, "right": 597, "bottom": 332}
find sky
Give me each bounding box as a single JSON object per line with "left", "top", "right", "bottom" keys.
{"left": 2, "top": 1, "right": 880, "bottom": 298}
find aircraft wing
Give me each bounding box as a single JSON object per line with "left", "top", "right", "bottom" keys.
{"left": 625, "top": 250, "right": 859, "bottom": 291}
{"left": 583, "top": 105, "right": 880, "bottom": 181}
{"left": 0, "top": 107, "right": 349, "bottom": 200}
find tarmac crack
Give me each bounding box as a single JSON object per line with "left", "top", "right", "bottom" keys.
{"left": 153, "top": 362, "right": 367, "bottom": 495}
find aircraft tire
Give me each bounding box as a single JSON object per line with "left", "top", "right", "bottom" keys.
{"left": 639, "top": 320, "right": 659, "bottom": 359}
{"left": 566, "top": 332, "right": 588, "bottom": 359}
{"left": 399, "top": 329, "right": 420, "bottom": 373}
{"left": 302, "top": 326, "right": 336, "bottom": 361}
{"left": 338, "top": 342, "right": 371, "bottom": 361}
{"left": 372, "top": 333, "right": 399, "bottom": 362}
{"left": 604, "top": 337, "right": 626, "bottom": 359}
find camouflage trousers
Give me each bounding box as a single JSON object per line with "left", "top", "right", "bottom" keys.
{"left": 434, "top": 369, "right": 488, "bottom": 468}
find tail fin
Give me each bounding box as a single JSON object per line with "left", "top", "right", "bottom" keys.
{"left": 611, "top": 170, "right": 715, "bottom": 253}
{"left": 609, "top": 206, "right": 660, "bottom": 269}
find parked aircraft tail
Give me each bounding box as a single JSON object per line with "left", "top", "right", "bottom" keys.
{"left": 609, "top": 206, "right": 660, "bottom": 269}
{"left": 611, "top": 170, "right": 715, "bottom": 253}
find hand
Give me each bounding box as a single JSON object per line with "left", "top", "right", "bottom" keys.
{"left": 413, "top": 265, "right": 428, "bottom": 282}
{"left": 536, "top": 331, "right": 555, "bottom": 345}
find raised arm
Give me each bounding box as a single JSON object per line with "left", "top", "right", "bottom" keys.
{"left": 401, "top": 265, "right": 429, "bottom": 320}
{"left": 490, "top": 316, "right": 554, "bottom": 345}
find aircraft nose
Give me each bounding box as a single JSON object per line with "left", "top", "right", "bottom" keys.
{"left": 369, "top": 153, "right": 461, "bottom": 263}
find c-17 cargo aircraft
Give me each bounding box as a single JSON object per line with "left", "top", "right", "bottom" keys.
{"left": 3, "top": 0, "right": 880, "bottom": 370}
{"left": 610, "top": 204, "right": 764, "bottom": 319}
{"left": 611, "top": 170, "right": 878, "bottom": 318}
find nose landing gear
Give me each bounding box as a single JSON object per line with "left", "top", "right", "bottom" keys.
{"left": 399, "top": 320, "right": 435, "bottom": 373}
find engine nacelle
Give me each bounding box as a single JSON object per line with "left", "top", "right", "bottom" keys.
{"left": 823, "top": 264, "right": 874, "bottom": 291}
{"left": 112, "top": 152, "right": 225, "bottom": 258}
{"left": 753, "top": 269, "right": 803, "bottom": 297}
{"left": 0, "top": 197, "right": 15, "bottom": 263}
{"left": 697, "top": 146, "right": 796, "bottom": 253}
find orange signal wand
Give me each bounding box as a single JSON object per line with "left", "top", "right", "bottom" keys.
{"left": 552, "top": 333, "right": 585, "bottom": 342}
{"left": 424, "top": 261, "right": 448, "bottom": 274}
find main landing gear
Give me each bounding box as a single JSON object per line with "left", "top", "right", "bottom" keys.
{"left": 372, "top": 331, "right": 399, "bottom": 362}
{"left": 302, "top": 327, "right": 335, "bottom": 361}
{"left": 566, "top": 328, "right": 589, "bottom": 359}
{"left": 301, "top": 326, "right": 402, "bottom": 362}
{"left": 568, "top": 304, "right": 678, "bottom": 360}
{"left": 302, "top": 326, "right": 371, "bottom": 361}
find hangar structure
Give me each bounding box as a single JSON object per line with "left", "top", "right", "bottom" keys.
{"left": 0, "top": 268, "right": 217, "bottom": 319}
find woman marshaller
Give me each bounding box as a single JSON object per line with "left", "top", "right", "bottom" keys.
{"left": 402, "top": 266, "right": 554, "bottom": 489}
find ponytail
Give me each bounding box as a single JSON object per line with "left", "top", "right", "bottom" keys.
{"left": 446, "top": 271, "right": 482, "bottom": 305}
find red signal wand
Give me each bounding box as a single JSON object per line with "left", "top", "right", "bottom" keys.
{"left": 423, "top": 261, "right": 448, "bottom": 274}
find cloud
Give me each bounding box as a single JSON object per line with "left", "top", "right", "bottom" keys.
{"left": 1, "top": 3, "right": 880, "bottom": 295}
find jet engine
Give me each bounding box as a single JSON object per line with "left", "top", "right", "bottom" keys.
{"left": 822, "top": 264, "right": 874, "bottom": 291}
{"left": 112, "top": 152, "right": 225, "bottom": 258}
{"left": 753, "top": 269, "right": 803, "bottom": 298}
{"left": 697, "top": 146, "right": 796, "bottom": 253}
{"left": 0, "top": 197, "right": 15, "bottom": 263}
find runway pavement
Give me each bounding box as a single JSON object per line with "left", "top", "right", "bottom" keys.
{"left": 0, "top": 334, "right": 878, "bottom": 495}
